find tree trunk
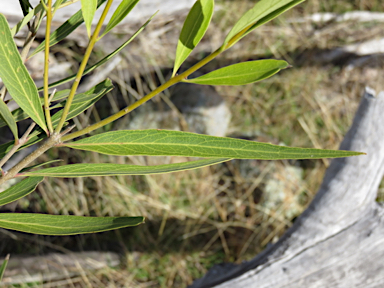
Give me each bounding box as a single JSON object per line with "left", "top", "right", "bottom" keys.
{"left": 191, "top": 87, "right": 384, "bottom": 288}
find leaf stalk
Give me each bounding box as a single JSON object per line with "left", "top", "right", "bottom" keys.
{"left": 61, "top": 47, "right": 223, "bottom": 141}
{"left": 54, "top": 0, "right": 114, "bottom": 133}
{"left": 44, "top": 0, "right": 54, "bottom": 134}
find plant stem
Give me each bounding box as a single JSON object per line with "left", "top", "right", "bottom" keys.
{"left": 58, "top": 0, "right": 80, "bottom": 9}
{"left": 0, "top": 123, "right": 36, "bottom": 171}
{"left": 61, "top": 48, "right": 223, "bottom": 142}
{"left": 0, "top": 133, "right": 61, "bottom": 185}
{"left": 44, "top": 0, "right": 54, "bottom": 134}
{"left": 54, "top": 0, "right": 114, "bottom": 134}
{"left": 0, "top": 86, "right": 6, "bottom": 101}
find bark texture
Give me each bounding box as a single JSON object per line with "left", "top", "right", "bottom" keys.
{"left": 191, "top": 87, "right": 384, "bottom": 288}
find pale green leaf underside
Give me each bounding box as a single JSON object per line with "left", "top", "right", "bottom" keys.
{"left": 41, "top": 12, "right": 155, "bottom": 90}
{"left": 101, "top": 0, "right": 140, "bottom": 38}
{"left": 184, "top": 60, "right": 289, "bottom": 86}
{"left": 0, "top": 14, "right": 47, "bottom": 132}
{"left": 64, "top": 129, "right": 364, "bottom": 159}
{"left": 81, "top": 0, "right": 97, "bottom": 37}
{"left": 173, "top": 0, "right": 214, "bottom": 76}
{"left": 0, "top": 214, "right": 144, "bottom": 235}
{"left": 31, "top": 0, "right": 107, "bottom": 57}
{"left": 0, "top": 177, "right": 43, "bottom": 206}
{"left": 224, "top": 0, "right": 305, "bottom": 47}
{"left": 0, "top": 99, "right": 18, "bottom": 140}
{"left": 23, "top": 158, "right": 229, "bottom": 177}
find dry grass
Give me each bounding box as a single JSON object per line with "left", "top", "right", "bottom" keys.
{"left": 2, "top": 0, "right": 384, "bottom": 287}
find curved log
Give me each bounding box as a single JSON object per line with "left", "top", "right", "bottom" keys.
{"left": 191, "top": 87, "right": 384, "bottom": 288}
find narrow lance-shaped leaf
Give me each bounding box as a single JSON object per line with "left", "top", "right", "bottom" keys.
{"left": 20, "top": 160, "right": 63, "bottom": 173}
{"left": 223, "top": 0, "right": 305, "bottom": 48}
{"left": 63, "top": 129, "right": 364, "bottom": 159}
{"left": 0, "top": 125, "right": 65, "bottom": 160}
{"left": 0, "top": 99, "right": 18, "bottom": 140}
{"left": 184, "top": 60, "right": 289, "bottom": 86}
{"left": 0, "top": 81, "right": 101, "bottom": 129}
{"left": 22, "top": 158, "right": 229, "bottom": 177}
{"left": 39, "top": 12, "right": 156, "bottom": 90}
{"left": 51, "top": 79, "right": 114, "bottom": 125}
{"left": 0, "top": 177, "right": 43, "bottom": 206}
{"left": 0, "top": 89, "right": 70, "bottom": 129}
{"left": 53, "top": 0, "right": 65, "bottom": 14}
{"left": 18, "top": 0, "right": 33, "bottom": 17}
{"left": 11, "top": 3, "right": 44, "bottom": 37}
{"left": 100, "top": 0, "right": 140, "bottom": 38}
{"left": 0, "top": 254, "right": 9, "bottom": 281}
{"left": 31, "top": 0, "right": 107, "bottom": 57}
{"left": 172, "top": 0, "right": 214, "bottom": 77}
{"left": 0, "top": 214, "right": 144, "bottom": 235}
{"left": 81, "top": 0, "right": 97, "bottom": 37}
{"left": 0, "top": 14, "right": 47, "bottom": 133}
{"left": 1, "top": 80, "right": 112, "bottom": 131}
{"left": 0, "top": 136, "right": 39, "bottom": 160}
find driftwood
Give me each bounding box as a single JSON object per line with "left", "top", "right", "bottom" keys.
{"left": 2, "top": 251, "right": 119, "bottom": 285}
{"left": 191, "top": 87, "right": 384, "bottom": 288}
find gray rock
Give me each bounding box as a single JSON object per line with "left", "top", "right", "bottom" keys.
{"left": 126, "top": 83, "right": 231, "bottom": 137}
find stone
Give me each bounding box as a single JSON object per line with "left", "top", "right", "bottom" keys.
{"left": 126, "top": 83, "right": 231, "bottom": 137}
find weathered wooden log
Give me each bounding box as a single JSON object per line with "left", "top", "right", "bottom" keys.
{"left": 191, "top": 87, "right": 384, "bottom": 288}
{"left": 2, "top": 251, "right": 120, "bottom": 285}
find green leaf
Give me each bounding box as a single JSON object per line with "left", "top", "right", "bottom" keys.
{"left": 0, "top": 106, "right": 29, "bottom": 129}
{"left": 184, "top": 60, "right": 289, "bottom": 86}
{"left": 63, "top": 129, "right": 364, "bottom": 159}
{"left": 51, "top": 79, "right": 113, "bottom": 125}
{"left": 20, "top": 160, "right": 63, "bottom": 173}
{"left": 223, "top": 0, "right": 305, "bottom": 48}
{"left": 100, "top": 0, "right": 140, "bottom": 38}
{"left": 0, "top": 100, "right": 18, "bottom": 140}
{"left": 19, "top": 0, "right": 33, "bottom": 17}
{"left": 81, "top": 0, "right": 97, "bottom": 37}
{"left": 0, "top": 177, "right": 43, "bottom": 206}
{"left": 0, "top": 254, "right": 9, "bottom": 281}
{"left": 0, "top": 14, "right": 47, "bottom": 133}
{"left": 1, "top": 80, "right": 112, "bottom": 131}
{"left": 0, "top": 214, "right": 144, "bottom": 235}
{"left": 40, "top": 12, "right": 155, "bottom": 90}
{"left": 11, "top": 4, "right": 44, "bottom": 37}
{"left": 53, "top": 0, "right": 65, "bottom": 14}
{"left": 172, "top": 0, "right": 214, "bottom": 77}
{"left": 22, "top": 158, "right": 229, "bottom": 177}
{"left": 31, "top": 0, "right": 107, "bottom": 57}
{"left": 0, "top": 90, "right": 70, "bottom": 129}
{"left": 0, "top": 129, "right": 49, "bottom": 160}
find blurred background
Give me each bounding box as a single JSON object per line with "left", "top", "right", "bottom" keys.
{"left": 1, "top": 0, "right": 384, "bottom": 286}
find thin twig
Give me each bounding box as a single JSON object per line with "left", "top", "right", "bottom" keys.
{"left": 54, "top": 0, "right": 115, "bottom": 133}
{"left": 43, "top": 0, "right": 54, "bottom": 134}
{"left": 0, "top": 133, "right": 61, "bottom": 185}
{"left": 0, "top": 86, "right": 6, "bottom": 101}
{"left": 61, "top": 48, "right": 224, "bottom": 141}
{"left": 0, "top": 123, "right": 36, "bottom": 171}
{"left": 48, "top": 88, "right": 57, "bottom": 103}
